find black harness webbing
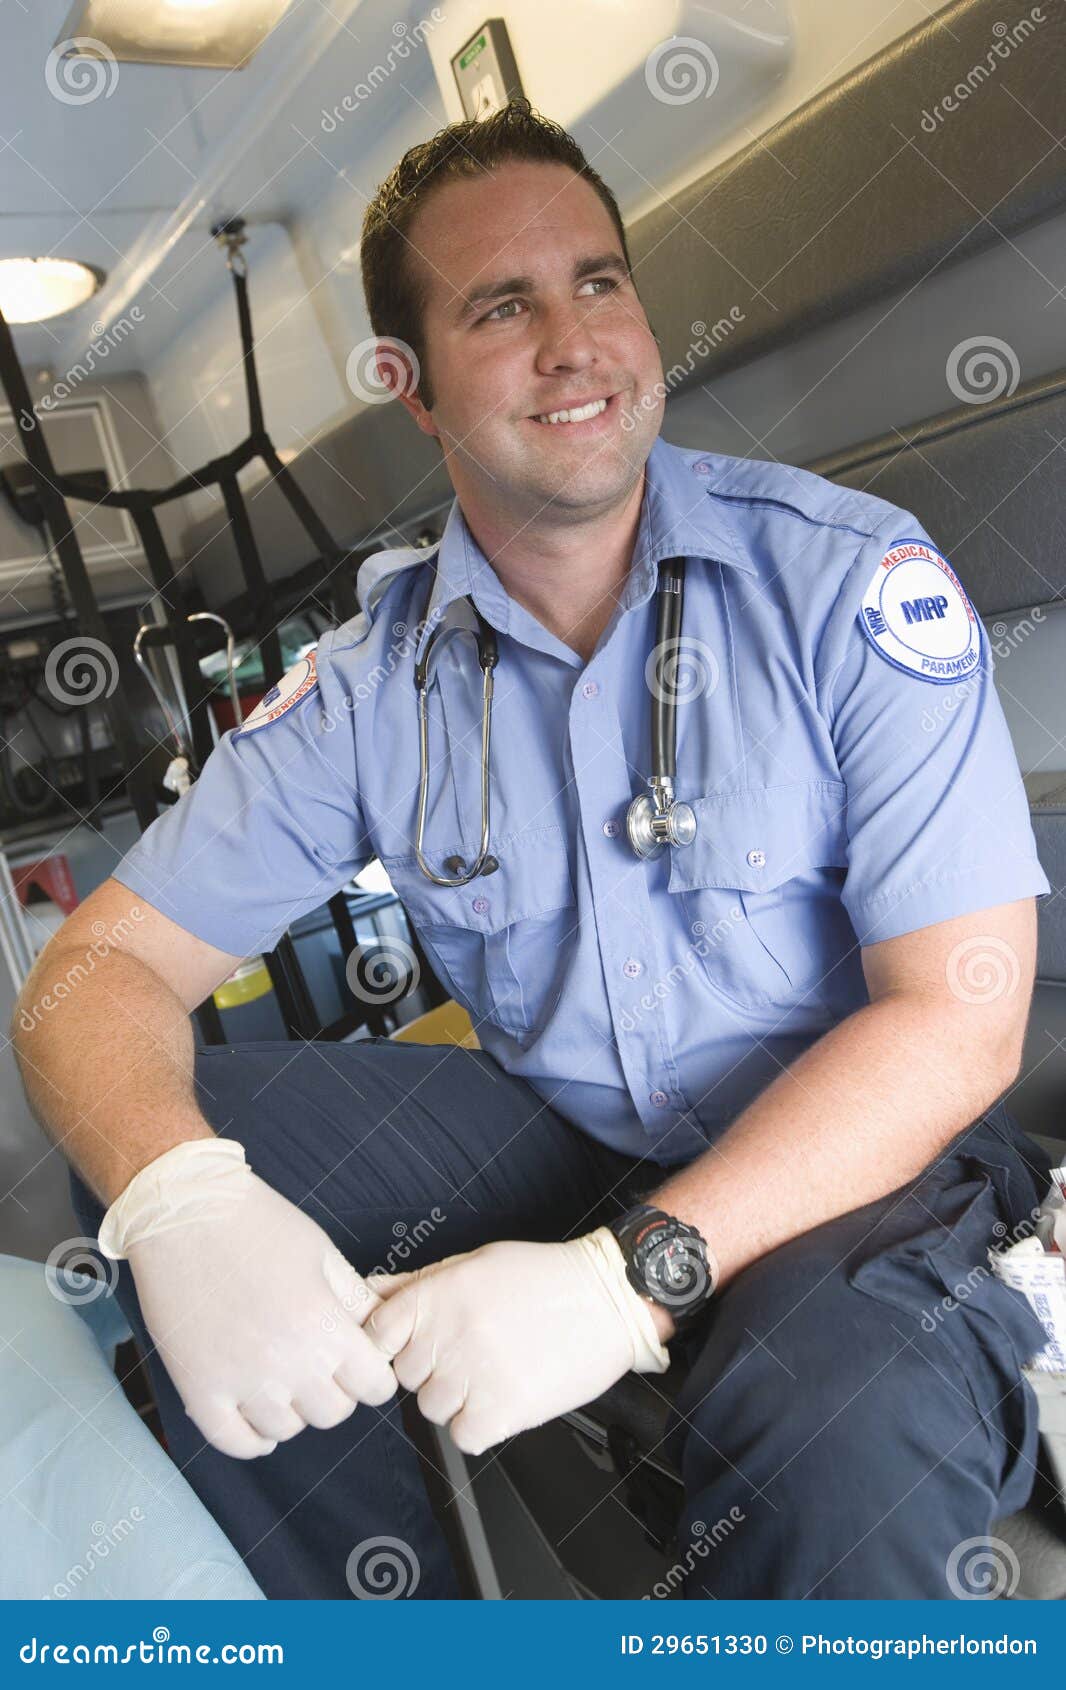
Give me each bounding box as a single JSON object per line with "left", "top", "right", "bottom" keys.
{"left": 0, "top": 221, "right": 370, "bottom": 1042}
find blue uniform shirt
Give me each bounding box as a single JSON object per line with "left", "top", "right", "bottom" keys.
{"left": 112, "top": 438, "right": 1050, "bottom": 1166}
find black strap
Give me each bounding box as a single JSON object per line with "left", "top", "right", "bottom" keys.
{"left": 0, "top": 309, "right": 158, "bottom": 831}
{"left": 0, "top": 252, "right": 369, "bottom": 1045}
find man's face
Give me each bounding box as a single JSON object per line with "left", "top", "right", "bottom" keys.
{"left": 394, "top": 161, "right": 664, "bottom": 521}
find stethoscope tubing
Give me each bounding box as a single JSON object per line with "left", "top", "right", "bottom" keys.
{"left": 412, "top": 557, "right": 691, "bottom": 884}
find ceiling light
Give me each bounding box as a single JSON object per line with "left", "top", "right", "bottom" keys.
{"left": 0, "top": 259, "right": 102, "bottom": 325}
{"left": 55, "top": 1, "right": 296, "bottom": 70}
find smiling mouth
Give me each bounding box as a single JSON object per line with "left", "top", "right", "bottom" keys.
{"left": 528, "top": 393, "right": 620, "bottom": 427}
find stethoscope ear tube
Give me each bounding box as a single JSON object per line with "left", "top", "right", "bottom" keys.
{"left": 626, "top": 556, "right": 697, "bottom": 860}
{"left": 413, "top": 604, "right": 499, "bottom": 886}
{"left": 653, "top": 558, "right": 684, "bottom": 781}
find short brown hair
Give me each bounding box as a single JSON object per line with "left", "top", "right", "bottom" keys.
{"left": 360, "top": 98, "right": 632, "bottom": 409}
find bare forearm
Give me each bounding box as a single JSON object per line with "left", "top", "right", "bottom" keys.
{"left": 12, "top": 947, "right": 215, "bottom": 1206}
{"left": 650, "top": 994, "right": 1018, "bottom": 1296}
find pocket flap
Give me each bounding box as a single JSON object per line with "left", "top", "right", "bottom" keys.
{"left": 380, "top": 825, "right": 575, "bottom": 935}
{"left": 667, "top": 781, "right": 848, "bottom": 895}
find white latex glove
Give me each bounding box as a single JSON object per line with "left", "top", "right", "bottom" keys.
{"left": 365, "top": 1228, "right": 670, "bottom": 1456}
{"left": 98, "top": 1138, "right": 396, "bottom": 1459}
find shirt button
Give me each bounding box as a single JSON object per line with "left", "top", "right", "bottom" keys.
{"left": 622, "top": 958, "right": 643, "bottom": 979}
{"left": 471, "top": 896, "right": 489, "bottom": 914}
{"left": 746, "top": 848, "right": 766, "bottom": 869}
{"left": 603, "top": 819, "right": 620, "bottom": 838}
{"left": 581, "top": 680, "right": 599, "bottom": 700}
{"left": 649, "top": 1089, "right": 670, "bottom": 1108}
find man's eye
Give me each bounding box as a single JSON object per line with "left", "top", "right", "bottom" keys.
{"left": 478, "top": 278, "right": 620, "bottom": 324}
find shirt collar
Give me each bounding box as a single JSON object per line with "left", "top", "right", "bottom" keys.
{"left": 407, "top": 436, "right": 756, "bottom": 667}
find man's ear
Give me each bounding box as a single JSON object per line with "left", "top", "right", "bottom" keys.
{"left": 373, "top": 337, "right": 420, "bottom": 401}
{"left": 374, "top": 340, "right": 439, "bottom": 442}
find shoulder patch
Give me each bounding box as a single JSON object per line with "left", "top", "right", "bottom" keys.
{"left": 237, "top": 650, "right": 319, "bottom": 734}
{"left": 858, "top": 540, "right": 982, "bottom": 684}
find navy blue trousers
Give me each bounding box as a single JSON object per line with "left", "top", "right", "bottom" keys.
{"left": 70, "top": 1038, "right": 1052, "bottom": 1600}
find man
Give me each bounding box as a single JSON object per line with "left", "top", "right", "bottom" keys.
{"left": 15, "top": 100, "right": 1052, "bottom": 1601}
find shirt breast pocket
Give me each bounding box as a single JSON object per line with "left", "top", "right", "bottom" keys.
{"left": 379, "top": 826, "right": 577, "bottom": 1042}
{"left": 666, "top": 781, "right": 852, "bottom": 1011}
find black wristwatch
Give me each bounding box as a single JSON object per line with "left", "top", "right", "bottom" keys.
{"left": 607, "top": 1204, "right": 717, "bottom": 1329}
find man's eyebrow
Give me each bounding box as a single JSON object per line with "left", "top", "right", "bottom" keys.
{"left": 452, "top": 252, "right": 629, "bottom": 323}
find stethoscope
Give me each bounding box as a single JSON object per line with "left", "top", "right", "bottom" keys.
{"left": 413, "top": 556, "right": 697, "bottom": 887}
{"left": 133, "top": 611, "right": 243, "bottom": 798}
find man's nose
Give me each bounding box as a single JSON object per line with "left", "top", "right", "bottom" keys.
{"left": 533, "top": 301, "right": 601, "bottom": 371}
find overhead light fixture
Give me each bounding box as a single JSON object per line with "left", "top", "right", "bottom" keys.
{"left": 55, "top": 0, "right": 296, "bottom": 70}
{"left": 0, "top": 258, "right": 103, "bottom": 324}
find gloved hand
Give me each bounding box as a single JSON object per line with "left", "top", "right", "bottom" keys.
{"left": 365, "top": 1228, "right": 670, "bottom": 1456}
{"left": 98, "top": 1138, "right": 397, "bottom": 1459}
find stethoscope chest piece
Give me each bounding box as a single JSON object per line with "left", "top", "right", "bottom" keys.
{"left": 626, "top": 782, "right": 697, "bottom": 860}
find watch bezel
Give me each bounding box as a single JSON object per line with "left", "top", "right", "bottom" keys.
{"left": 610, "top": 1204, "right": 716, "bottom": 1323}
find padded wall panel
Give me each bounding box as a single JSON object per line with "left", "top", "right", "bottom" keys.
{"left": 810, "top": 369, "right": 1066, "bottom": 617}
{"left": 633, "top": 0, "right": 1066, "bottom": 383}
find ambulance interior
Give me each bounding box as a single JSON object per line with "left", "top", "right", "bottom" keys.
{"left": 1, "top": 0, "right": 1065, "bottom": 1600}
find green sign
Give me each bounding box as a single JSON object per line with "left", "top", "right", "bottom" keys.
{"left": 458, "top": 34, "right": 486, "bottom": 71}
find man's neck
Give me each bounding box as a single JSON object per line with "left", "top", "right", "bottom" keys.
{"left": 461, "top": 473, "right": 645, "bottom": 664}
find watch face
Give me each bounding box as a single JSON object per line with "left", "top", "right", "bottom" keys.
{"left": 643, "top": 1231, "right": 713, "bottom": 1309}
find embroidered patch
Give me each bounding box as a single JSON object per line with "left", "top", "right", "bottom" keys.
{"left": 858, "top": 540, "right": 981, "bottom": 684}
{"left": 236, "top": 650, "right": 319, "bottom": 734}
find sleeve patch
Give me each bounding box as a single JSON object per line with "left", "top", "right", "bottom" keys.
{"left": 236, "top": 650, "right": 319, "bottom": 734}
{"left": 857, "top": 539, "right": 982, "bottom": 684}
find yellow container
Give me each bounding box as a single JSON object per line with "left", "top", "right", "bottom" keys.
{"left": 213, "top": 956, "right": 274, "bottom": 1011}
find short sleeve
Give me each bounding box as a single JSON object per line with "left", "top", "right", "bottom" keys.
{"left": 815, "top": 513, "right": 1050, "bottom": 945}
{"left": 111, "top": 639, "right": 372, "bottom": 957}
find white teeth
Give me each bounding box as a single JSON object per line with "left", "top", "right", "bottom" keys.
{"left": 534, "top": 397, "right": 609, "bottom": 425}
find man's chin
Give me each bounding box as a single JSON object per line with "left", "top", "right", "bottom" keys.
{"left": 519, "top": 432, "right": 648, "bottom": 505}
{"left": 519, "top": 459, "right": 637, "bottom": 516}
